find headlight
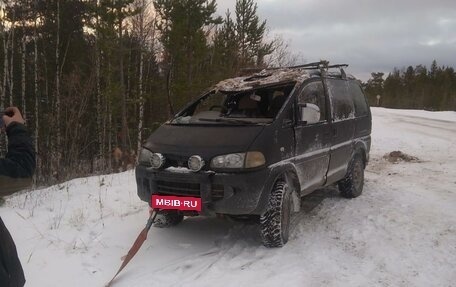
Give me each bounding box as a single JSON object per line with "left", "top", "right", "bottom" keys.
{"left": 188, "top": 155, "right": 205, "bottom": 172}
{"left": 139, "top": 149, "right": 165, "bottom": 169}
{"left": 210, "top": 152, "right": 265, "bottom": 169}
{"left": 211, "top": 153, "right": 245, "bottom": 169}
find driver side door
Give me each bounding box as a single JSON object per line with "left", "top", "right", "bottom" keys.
{"left": 293, "top": 80, "right": 332, "bottom": 195}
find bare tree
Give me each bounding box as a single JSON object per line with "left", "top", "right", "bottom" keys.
{"left": 33, "top": 0, "right": 40, "bottom": 182}
{"left": 21, "top": 20, "right": 26, "bottom": 118}
{"left": 1, "top": 31, "right": 6, "bottom": 104}
{"left": 55, "top": 0, "right": 61, "bottom": 175}
{"left": 1, "top": 5, "right": 6, "bottom": 108}
{"left": 137, "top": 0, "right": 145, "bottom": 158}
{"left": 94, "top": 0, "right": 104, "bottom": 169}
{"left": 134, "top": 0, "right": 155, "bottom": 157}
{"left": 264, "top": 35, "right": 303, "bottom": 68}
{"left": 0, "top": 4, "right": 7, "bottom": 157}
{"left": 8, "top": 8, "right": 14, "bottom": 106}
{"left": 119, "top": 13, "right": 128, "bottom": 150}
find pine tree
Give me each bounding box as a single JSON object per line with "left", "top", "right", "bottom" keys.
{"left": 365, "top": 72, "right": 384, "bottom": 106}
{"left": 212, "top": 10, "right": 238, "bottom": 79}
{"left": 154, "top": 0, "right": 221, "bottom": 111}
{"left": 234, "top": 0, "right": 273, "bottom": 68}
{"left": 364, "top": 61, "right": 456, "bottom": 111}
{"left": 0, "top": 0, "right": 289, "bottom": 185}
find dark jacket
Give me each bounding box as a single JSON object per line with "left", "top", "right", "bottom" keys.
{"left": 0, "top": 122, "right": 35, "bottom": 287}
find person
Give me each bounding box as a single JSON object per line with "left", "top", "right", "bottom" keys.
{"left": 0, "top": 107, "right": 35, "bottom": 287}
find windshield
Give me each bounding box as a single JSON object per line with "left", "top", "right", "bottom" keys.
{"left": 170, "top": 83, "right": 296, "bottom": 125}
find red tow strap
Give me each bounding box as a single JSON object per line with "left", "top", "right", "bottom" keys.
{"left": 106, "top": 210, "right": 158, "bottom": 287}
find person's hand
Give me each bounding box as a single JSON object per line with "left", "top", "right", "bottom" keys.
{"left": 2, "top": 107, "right": 25, "bottom": 127}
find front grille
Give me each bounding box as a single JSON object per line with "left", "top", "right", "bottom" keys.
{"left": 212, "top": 184, "right": 224, "bottom": 200}
{"left": 164, "top": 154, "right": 210, "bottom": 171}
{"left": 154, "top": 180, "right": 225, "bottom": 201}
{"left": 156, "top": 180, "right": 200, "bottom": 196}
{"left": 164, "top": 154, "right": 189, "bottom": 168}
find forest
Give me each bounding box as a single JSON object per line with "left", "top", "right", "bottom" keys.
{"left": 363, "top": 60, "right": 456, "bottom": 111}
{"left": 0, "top": 0, "right": 454, "bottom": 186}
{"left": 0, "top": 0, "right": 294, "bottom": 185}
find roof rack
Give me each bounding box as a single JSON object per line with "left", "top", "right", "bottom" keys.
{"left": 278, "top": 60, "right": 348, "bottom": 70}
{"left": 239, "top": 60, "right": 350, "bottom": 79}
{"left": 270, "top": 61, "right": 349, "bottom": 79}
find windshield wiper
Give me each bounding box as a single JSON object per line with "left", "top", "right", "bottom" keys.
{"left": 198, "top": 118, "right": 260, "bottom": 125}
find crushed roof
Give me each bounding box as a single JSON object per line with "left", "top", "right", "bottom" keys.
{"left": 214, "top": 68, "right": 312, "bottom": 92}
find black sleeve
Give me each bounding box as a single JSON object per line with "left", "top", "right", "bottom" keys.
{"left": 0, "top": 122, "right": 36, "bottom": 196}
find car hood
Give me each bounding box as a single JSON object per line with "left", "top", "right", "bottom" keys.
{"left": 143, "top": 124, "right": 265, "bottom": 158}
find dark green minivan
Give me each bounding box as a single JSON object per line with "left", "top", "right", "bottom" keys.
{"left": 136, "top": 61, "right": 372, "bottom": 247}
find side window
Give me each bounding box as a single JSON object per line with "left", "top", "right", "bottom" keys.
{"left": 349, "top": 81, "right": 369, "bottom": 117}
{"left": 298, "top": 81, "right": 327, "bottom": 122}
{"left": 327, "top": 79, "right": 355, "bottom": 121}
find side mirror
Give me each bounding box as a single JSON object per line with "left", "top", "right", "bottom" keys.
{"left": 300, "top": 103, "right": 320, "bottom": 124}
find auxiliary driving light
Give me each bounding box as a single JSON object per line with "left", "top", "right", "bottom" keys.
{"left": 188, "top": 155, "right": 205, "bottom": 172}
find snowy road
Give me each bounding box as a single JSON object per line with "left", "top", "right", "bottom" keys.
{"left": 1, "top": 108, "right": 456, "bottom": 287}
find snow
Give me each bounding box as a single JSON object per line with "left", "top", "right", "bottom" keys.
{"left": 165, "top": 167, "right": 193, "bottom": 174}
{"left": 215, "top": 69, "right": 311, "bottom": 92}
{"left": 1, "top": 107, "right": 456, "bottom": 287}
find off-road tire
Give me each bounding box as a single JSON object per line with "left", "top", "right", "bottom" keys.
{"left": 338, "top": 153, "right": 364, "bottom": 198}
{"left": 153, "top": 210, "right": 184, "bottom": 228}
{"left": 260, "top": 180, "right": 292, "bottom": 248}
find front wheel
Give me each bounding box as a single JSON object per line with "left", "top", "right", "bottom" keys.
{"left": 260, "top": 180, "right": 292, "bottom": 248}
{"left": 338, "top": 154, "right": 365, "bottom": 198}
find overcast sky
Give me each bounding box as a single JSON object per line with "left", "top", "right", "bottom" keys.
{"left": 216, "top": 0, "right": 456, "bottom": 81}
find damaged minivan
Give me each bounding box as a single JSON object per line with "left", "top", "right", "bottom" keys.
{"left": 136, "top": 61, "right": 372, "bottom": 247}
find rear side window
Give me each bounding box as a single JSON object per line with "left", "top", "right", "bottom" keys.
{"left": 349, "top": 81, "right": 369, "bottom": 117}
{"left": 327, "top": 79, "right": 354, "bottom": 122}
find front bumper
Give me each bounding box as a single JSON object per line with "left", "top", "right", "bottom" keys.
{"left": 135, "top": 165, "right": 270, "bottom": 216}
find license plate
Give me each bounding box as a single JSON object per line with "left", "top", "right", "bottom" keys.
{"left": 151, "top": 195, "right": 202, "bottom": 212}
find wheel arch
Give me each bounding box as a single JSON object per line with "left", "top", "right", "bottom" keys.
{"left": 256, "top": 163, "right": 301, "bottom": 214}
{"left": 353, "top": 140, "right": 368, "bottom": 168}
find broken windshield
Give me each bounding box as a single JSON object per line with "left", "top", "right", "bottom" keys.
{"left": 170, "top": 83, "right": 296, "bottom": 125}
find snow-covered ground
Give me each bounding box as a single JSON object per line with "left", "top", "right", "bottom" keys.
{"left": 1, "top": 107, "right": 456, "bottom": 287}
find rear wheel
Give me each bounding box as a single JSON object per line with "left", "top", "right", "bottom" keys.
{"left": 338, "top": 153, "right": 364, "bottom": 198}
{"left": 153, "top": 210, "right": 184, "bottom": 228}
{"left": 260, "top": 180, "right": 292, "bottom": 248}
